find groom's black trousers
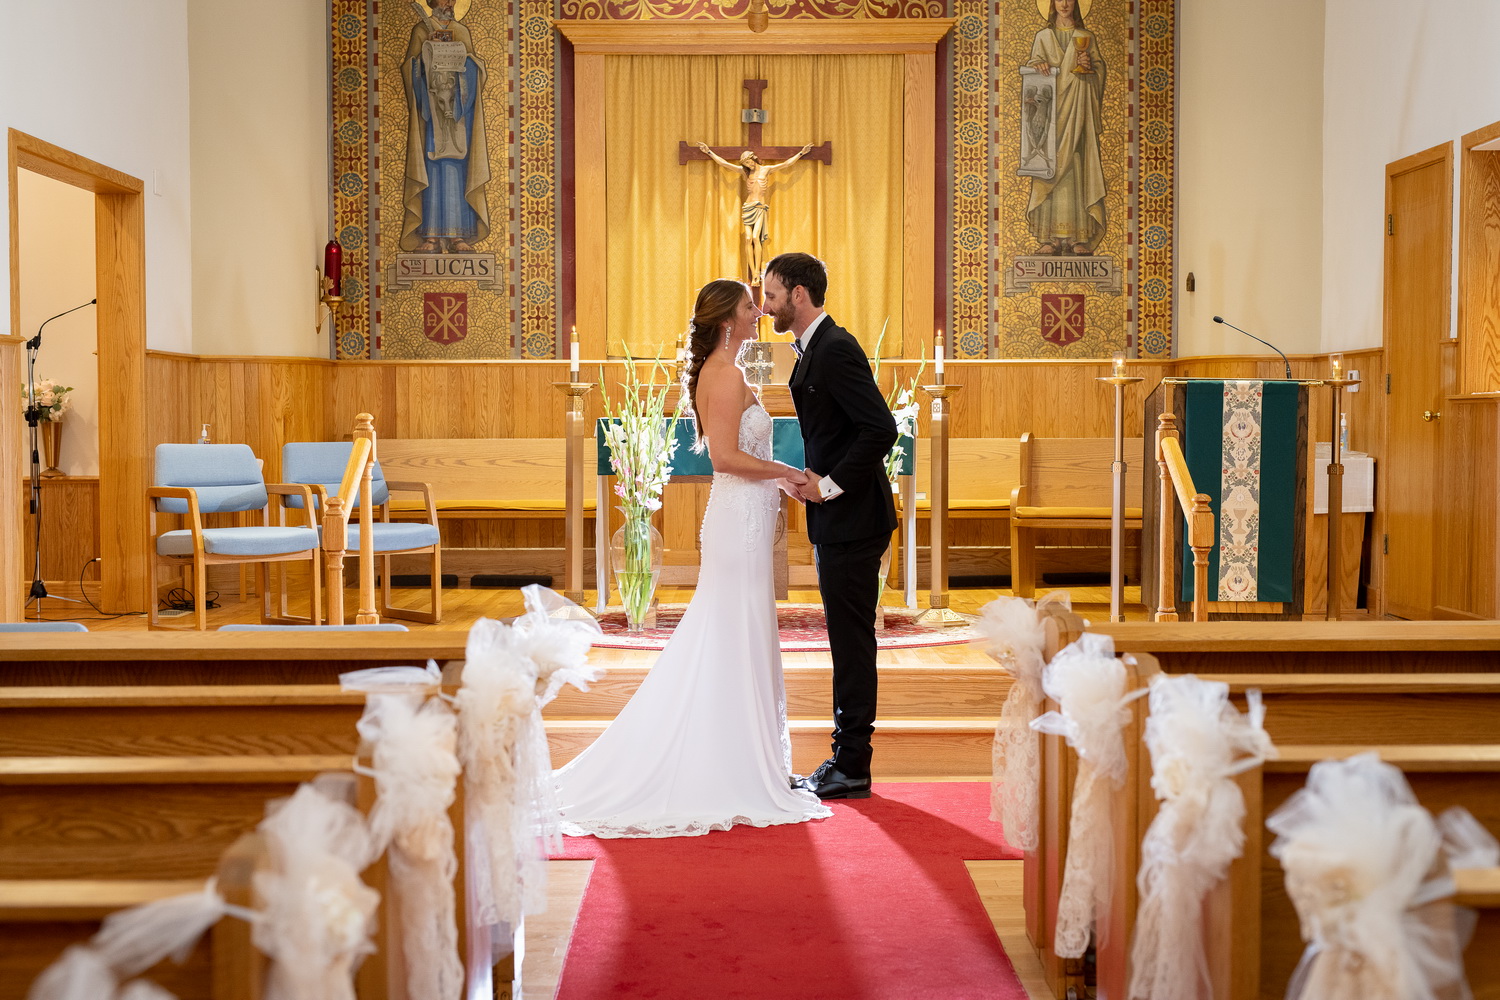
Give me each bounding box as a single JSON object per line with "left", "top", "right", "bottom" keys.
{"left": 814, "top": 530, "right": 889, "bottom": 775}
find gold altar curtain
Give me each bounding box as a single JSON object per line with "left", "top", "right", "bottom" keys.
{"left": 604, "top": 55, "right": 903, "bottom": 359}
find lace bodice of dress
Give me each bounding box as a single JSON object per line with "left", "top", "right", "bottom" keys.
{"left": 703, "top": 404, "right": 778, "bottom": 551}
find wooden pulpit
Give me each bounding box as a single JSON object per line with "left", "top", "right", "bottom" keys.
{"left": 1142, "top": 379, "right": 1311, "bottom": 620}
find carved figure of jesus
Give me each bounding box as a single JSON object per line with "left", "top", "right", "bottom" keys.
{"left": 697, "top": 142, "right": 814, "bottom": 285}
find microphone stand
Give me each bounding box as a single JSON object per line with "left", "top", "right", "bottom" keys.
{"left": 1213, "top": 315, "right": 1293, "bottom": 380}
{"left": 24, "top": 299, "right": 96, "bottom": 617}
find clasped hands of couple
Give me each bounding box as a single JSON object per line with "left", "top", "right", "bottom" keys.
{"left": 777, "top": 468, "right": 827, "bottom": 505}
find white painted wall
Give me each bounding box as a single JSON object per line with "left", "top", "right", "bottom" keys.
{"left": 17, "top": 171, "right": 99, "bottom": 477}
{"left": 1321, "top": 0, "right": 1500, "bottom": 351}
{"left": 1175, "top": 0, "right": 1325, "bottom": 358}
{"left": 0, "top": 0, "right": 192, "bottom": 352}
{"left": 187, "top": 2, "right": 330, "bottom": 357}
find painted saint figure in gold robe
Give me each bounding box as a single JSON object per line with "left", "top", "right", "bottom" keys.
{"left": 1026, "top": 0, "right": 1106, "bottom": 255}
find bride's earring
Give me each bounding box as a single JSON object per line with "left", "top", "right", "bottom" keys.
{"left": 723, "top": 324, "right": 731, "bottom": 351}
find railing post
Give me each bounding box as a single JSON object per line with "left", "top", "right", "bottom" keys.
{"left": 1154, "top": 411, "right": 1179, "bottom": 622}
{"left": 1189, "top": 495, "right": 1214, "bottom": 622}
{"left": 353, "top": 413, "right": 379, "bottom": 625}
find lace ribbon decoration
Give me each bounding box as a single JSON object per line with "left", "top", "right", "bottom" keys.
{"left": 456, "top": 586, "right": 601, "bottom": 930}
{"left": 253, "top": 783, "right": 380, "bottom": 1000}
{"left": 1127, "top": 675, "right": 1276, "bottom": 1000}
{"left": 1268, "top": 752, "right": 1472, "bottom": 1000}
{"left": 1030, "top": 632, "right": 1145, "bottom": 958}
{"left": 27, "top": 881, "right": 255, "bottom": 1000}
{"left": 976, "top": 592, "right": 1071, "bottom": 851}
{"left": 354, "top": 691, "right": 464, "bottom": 1000}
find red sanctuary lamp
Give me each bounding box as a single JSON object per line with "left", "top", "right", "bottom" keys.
{"left": 317, "top": 238, "right": 345, "bottom": 336}
{"left": 324, "top": 239, "right": 343, "bottom": 298}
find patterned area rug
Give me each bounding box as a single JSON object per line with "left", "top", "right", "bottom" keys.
{"left": 591, "top": 603, "right": 980, "bottom": 652}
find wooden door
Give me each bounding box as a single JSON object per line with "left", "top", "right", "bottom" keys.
{"left": 1381, "top": 143, "right": 1452, "bottom": 620}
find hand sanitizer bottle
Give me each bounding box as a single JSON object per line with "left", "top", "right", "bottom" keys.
{"left": 198, "top": 423, "right": 211, "bottom": 445}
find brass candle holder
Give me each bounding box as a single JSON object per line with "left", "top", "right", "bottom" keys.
{"left": 553, "top": 380, "right": 598, "bottom": 619}
{"left": 315, "top": 269, "right": 345, "bottom": 337}
{"left": 1096, "top": 370, "right": 1145, "bottom": 622}
{"left": 1324, "top": 370, "right": 1360, "bottom": 620}
{"left": 916, "top": 381, "right": 967, "bottom": 626}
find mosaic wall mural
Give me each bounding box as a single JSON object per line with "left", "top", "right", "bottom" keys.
{"left": 330, "top": 0, "right": 1174, "bottom": 360}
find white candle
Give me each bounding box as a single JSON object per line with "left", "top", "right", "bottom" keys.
{"left": 569, "top": 327, "right": 580, "bottom": 379}
{"left": 1112, "top": 353, "right": 1126, "bottom": 378}
{"left": 935, "top": 343, "right": 945, "bottom": 379}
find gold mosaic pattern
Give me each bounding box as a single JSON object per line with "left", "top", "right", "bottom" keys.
{"left": 559, "top": 0, "right": 941, "bottom": 17}
{"left": 518, "top": 0, "right": 556, "bottom": 359}
{"left": 331, "top": 0, "right": 371, "bottom": 359}
{"left": 1134, "top": 0, "right": 1174, "bottom": 360}
{"left": 947, "top": 0, "right": 989, "bottom": 361}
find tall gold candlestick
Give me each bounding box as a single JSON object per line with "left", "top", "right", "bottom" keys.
{"left": 1096, "top": 369, "right": 1145, "bottom": 621}
{"left": 553, "top": 380, "right": 598, "bottom": 618}
{"left": 1324, "top": 371, "right": 1359, "bottom": 620}
{"left": 916, "top": 383, "right": 966, "bottom": 625}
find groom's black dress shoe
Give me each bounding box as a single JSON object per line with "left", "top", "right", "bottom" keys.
{"left": 799, "top": 760, "right": 872, "bottom": 800}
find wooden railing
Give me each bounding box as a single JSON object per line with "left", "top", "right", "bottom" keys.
{"left": 1154, "top": 410, "right": 1215, "bottom": 622}
{"left": 323, "top": 413, "right": 378, "bottom": 625}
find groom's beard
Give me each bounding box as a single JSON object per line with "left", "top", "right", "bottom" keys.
{"left": 769, "top": 304, "right": 795, "bottom": 334}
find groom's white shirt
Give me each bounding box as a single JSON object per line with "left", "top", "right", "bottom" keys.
{"left": 797, "top": 312, "right": 844, "bottom": 501}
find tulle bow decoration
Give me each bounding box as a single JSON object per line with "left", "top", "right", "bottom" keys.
{"left": 1268, "top": 752, "right": 1471, "bottom": 1000}
{"left": 1030, "top": 631, "right": 1144, "bottom": 958}
{"left": 1127, "top": 675, "right": 1276, "bottom": 1000}
{"left": 977, "top": 592, "right": 1071, "bottom": 851}
{"left": 27, "top": 881, "right": 252, "bottom": 1000}
{"left": 253, "top": 783, "right": 380, "bottom": 1000}
{"left": 457, "top": 586, "right": 602, "bottom": 931}
{"left": 356, "top": 692, "right": 464, "bottom": 1000}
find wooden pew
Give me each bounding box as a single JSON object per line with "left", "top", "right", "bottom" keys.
{"left": 1010, "top": 434, "right": 1144, "bottom": 598}
{"left": 907, "top": 437, "right": 1021, "bottom": 580}
{"left": 0, "top": 685, "right": 366, "bottom": 757}
{"left": 1456, "top": 867, "right": 1500, "bottom": 997}
{"left": 378, "top": 437, "right": 596, "bottom": 583}
{"left": 0, "top": 755, "right": 348, "bottom": 880}
{"left": 0, "top": 631, "right": 470, "bottom": 687}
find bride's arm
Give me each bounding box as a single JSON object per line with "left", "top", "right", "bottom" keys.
{"left": 698, "top": 365, "right": 806, "bottom": 482}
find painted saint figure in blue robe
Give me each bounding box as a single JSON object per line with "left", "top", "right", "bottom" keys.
{"left": 400, "top": 0, "right": 491, "bottom": 253}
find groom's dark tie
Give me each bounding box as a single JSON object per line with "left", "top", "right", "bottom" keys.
{"left": 792, "top": 338, "right": 804, "bottom": 358}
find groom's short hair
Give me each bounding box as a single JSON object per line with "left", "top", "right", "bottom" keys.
{"left": 765, "top": 252, "right": 827, "bottom": 308}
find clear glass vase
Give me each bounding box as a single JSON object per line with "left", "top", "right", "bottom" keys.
{"left": 611, "top": 506, "right": 663, "bottom": 633}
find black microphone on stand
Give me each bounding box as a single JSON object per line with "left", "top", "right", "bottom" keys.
{"left": 24, "top": 298, "right": 97, "bottom": 614}
{"left": 1213, "top": 315, "right": 1292, "bottom": 380}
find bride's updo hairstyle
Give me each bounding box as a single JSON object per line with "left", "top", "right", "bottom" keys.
{"left": 682, "top": 278, "right": 750, "bottom": 449}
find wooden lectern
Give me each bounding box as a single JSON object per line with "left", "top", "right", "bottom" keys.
{"left": 1142, "top": 379, "right": 1311, "bottom": 620}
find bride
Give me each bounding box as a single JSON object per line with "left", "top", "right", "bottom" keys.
{"left": 553, "top": 278, "right": 832, "bottom": 838}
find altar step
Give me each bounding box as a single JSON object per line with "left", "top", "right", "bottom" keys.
{"left": 546, "top": 659, "right": 1009, "bottom": 778}
{"left": 545, "top": 718, "right": 997, "bottom": 779}
{"left": 546, "top": 663, "right": 1012, "bottom": 721}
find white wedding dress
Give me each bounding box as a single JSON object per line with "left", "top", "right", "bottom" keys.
{"left": 554, "top": 403, "right": 832, "bottom": 838}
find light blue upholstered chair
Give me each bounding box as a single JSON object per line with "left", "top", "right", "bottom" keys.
{"left": 149, "top": 443, "right": 321, "bottom": 631}
{"left": 0, "top": 621, "right": 88, "bottom": 632}
{"left": 282, "top": 441, "right": 443, "bottom": 624}
{"left": 218, "top": 623, "right": 408, "bottom": 631}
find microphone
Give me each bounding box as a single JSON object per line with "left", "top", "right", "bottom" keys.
{"left": 1213, "top": 315, "right": 1292, "bottom": 380}
{"left": 27, "top": 298, "right": 97, "bottom": 351}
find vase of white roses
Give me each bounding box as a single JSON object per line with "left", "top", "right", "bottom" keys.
{"left": 599, "top": 354, "right": 684, "bottom": 632}
{"left": 21, "top": 378, "right": 74, "bottom": 477}
{"left": 871, "top": 329, "right": 927, "bottom": 626}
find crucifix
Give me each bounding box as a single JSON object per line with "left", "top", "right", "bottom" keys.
{"left": 680, "top": 79, "right": 833, "bottom": 286}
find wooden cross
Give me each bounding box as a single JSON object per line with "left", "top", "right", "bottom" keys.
{"left": 678, "top": 79, "right": 833, "bottom": 166}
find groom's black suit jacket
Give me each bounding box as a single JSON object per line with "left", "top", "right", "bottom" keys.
{"left": 789, "top": 316, "right": 899, "bottom": 546}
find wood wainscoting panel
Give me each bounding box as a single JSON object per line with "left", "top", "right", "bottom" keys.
{"left": 19, "top": 478, "right": 101, "bottom": 588}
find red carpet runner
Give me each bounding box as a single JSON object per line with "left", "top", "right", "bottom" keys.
{"left": 552, "top": 781, "right": 1028, "bottom": 999}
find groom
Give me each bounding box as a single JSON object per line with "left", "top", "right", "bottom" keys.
{"left": 763, "top": 252, "right": 898, "bottom": 800}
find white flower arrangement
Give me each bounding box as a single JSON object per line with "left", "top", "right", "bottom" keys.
{"left": 22, "top": 377, "right": 74, "bottom": 422}
{"left": 870, "top": 323, "right": 927, "bottom": 485}
{"left": 598, "top": 354, "right": 685, "bottom": 518}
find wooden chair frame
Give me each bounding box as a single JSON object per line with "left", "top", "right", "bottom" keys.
{"left": 147, "top": 482, "right": 321, "bottom": 632}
